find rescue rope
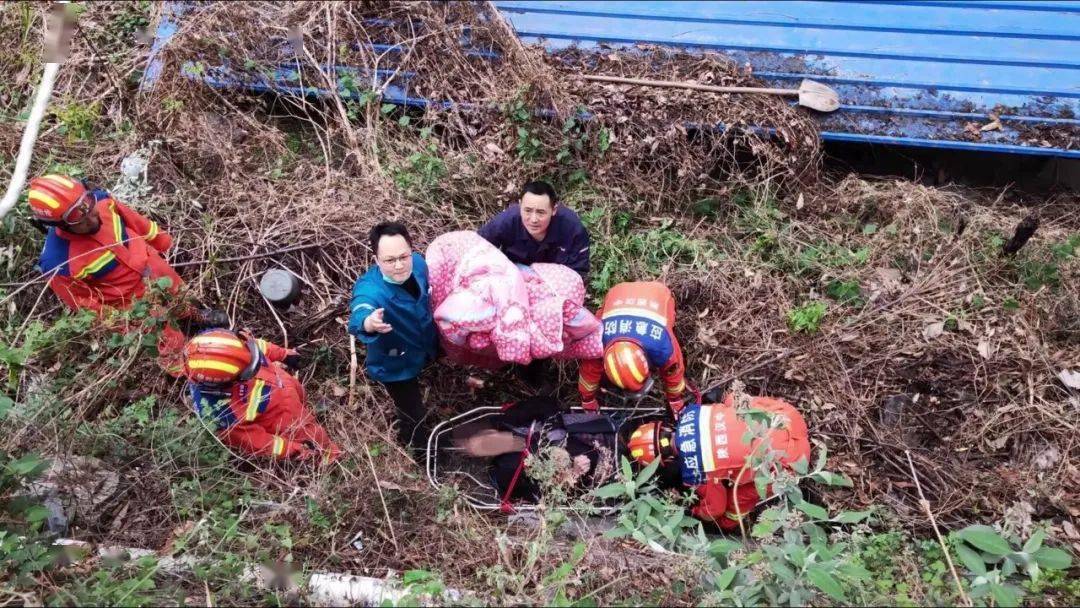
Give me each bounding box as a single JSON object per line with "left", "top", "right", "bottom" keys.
{"left": 0, "top": 4, "right": 72, "bottom": 221}
{"left": 498, "top": 423, "right": 535, "bottom": 513}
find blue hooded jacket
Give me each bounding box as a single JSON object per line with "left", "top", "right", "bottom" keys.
{"left": 347, "top": 253, "right": 437, "bottom": 382}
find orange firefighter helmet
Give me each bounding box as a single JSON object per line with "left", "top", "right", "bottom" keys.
{"left": 627, "top": 420, "right": 676, "bottom": 466}
{"left": 603, "top": 340, "right": 649, "bottom": 392}
{"left": 27, "top": 174, "right": 92, "bottom": 224}
{"left": 183, "top": 329, "right": 258, "bottom": 385}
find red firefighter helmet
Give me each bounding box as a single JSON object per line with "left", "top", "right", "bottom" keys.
{"left": 27, "top": 174, "right": 92, "bottom": 224}
{"left": 183, "top": 329, "right": 259, "bottom": 385}
{"left": 603, "top": 340, "right": 649, "bottom": 392}
{"left": 627, "top": 420, "right": 676, "bottom": 466}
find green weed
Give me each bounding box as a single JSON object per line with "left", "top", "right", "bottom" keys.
{"left": 0, "top": 453, "right": 57, "bottom": 585}
{"left": 107, "top": 1, "right": 151, "bottom": 40}
{"left": 951, "top": 525, "right": 1074, "bottom": 607}
{"left": 53, "top": 101, "right": 101, "bottom": 142}
{"left": 826, "top": 279, "right": 864, "bottom": 306}
{"left": 581, "top": 207, "right": 718, "bottom": 300}
{"left": 788, "top": 301, "right": 828, "bottom": 333}
{"left": 391, "top": 128, "right": 447, "bottom": 201}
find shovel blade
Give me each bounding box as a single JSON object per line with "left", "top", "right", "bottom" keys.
{"left": 797, "top": 79, "right": 840, "bottom": 112}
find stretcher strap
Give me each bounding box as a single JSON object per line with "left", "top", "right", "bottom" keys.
{"left": 499, "top": 424, "right": 535, "bottom": 514}
{"left": 686, "top": 378, "right": 702, "bottom": 404}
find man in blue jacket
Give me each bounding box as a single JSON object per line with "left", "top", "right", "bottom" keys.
{"left": 348, "top": 222, "right": 438, "bottom": 453}
{"left": 478, "top": 180, "right": 590, "bottom": 278}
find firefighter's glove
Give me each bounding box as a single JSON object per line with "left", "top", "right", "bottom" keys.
{"left": 283, "top": 350, "right": 303, "bottom": 371}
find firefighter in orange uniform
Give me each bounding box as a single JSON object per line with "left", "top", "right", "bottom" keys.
{"left": 183, "top": 329, "right": 341, "bottom": 463}
{"left": 28, "top": 174, "right": 197, "bottom": 373}
{"left": 577, "top": 281, "right": 687, "bottom": 414}
{"left": 627, "top": 394, "right": 811, "bottom": 530}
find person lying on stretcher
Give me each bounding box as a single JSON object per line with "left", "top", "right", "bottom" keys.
{"left": 452, "top": 396, "right": 619, "bottom": 511}
{"left": 454, "top": 393, "right": 811, "bottom": 530}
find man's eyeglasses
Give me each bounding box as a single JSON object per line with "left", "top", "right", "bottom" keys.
{"left": 379, "top": 253, "right": 411, "bottom": 266}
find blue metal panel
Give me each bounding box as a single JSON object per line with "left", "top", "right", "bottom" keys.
{"left": 145, "top": 2, "right": 1080, "bottom": 157}
{"left": 495, "top": 0, "right": 1080, "bottom": 157}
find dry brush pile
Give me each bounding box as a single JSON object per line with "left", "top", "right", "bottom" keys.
{"left": 1, "top": 0, "right": 1078, "bottom": 600}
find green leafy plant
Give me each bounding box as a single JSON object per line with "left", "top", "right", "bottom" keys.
{"left": 0, "top": 452, "right": 60, "bottom": 586}
{"left": 0, "top": 310, "right": 95, "bottom": 388}
{"left": 555, "top": 108, "right": 591, "bottom": 165}
{"left": 391, "top": 128, "right": 447, "bottom": 200}
{"left": 826, "top": 279, "right": 864, "bottom": 306}
{"left": 597, "top": 127, "right": 611, "bottom": 155}
{"left": 788, "top": 300, "right": 828, "bottom": 333}
{"left": 792, "top": 243, "right": 871, "bottom": 276}
{"left": 107, "top": 1, "right": 151, "bottom": 40}
{"left": 53, "top": 101, "right": 101, "bottom": 142}
{"left": 952, "top": 525, "right": 1073, "bottom": 607}
{"left": 596, "top": 458, "right": 708, "bottom": 554}
{"left": 580, "top": 208, "right": 718, "bottom": 300}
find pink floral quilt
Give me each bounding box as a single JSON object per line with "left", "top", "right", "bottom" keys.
{"left": 425, "top": 231, "right": 603, "bottom": 368}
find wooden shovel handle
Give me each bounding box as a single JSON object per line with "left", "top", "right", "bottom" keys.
{"left": 581, "top": 74, "right": 796, "bottom": 96}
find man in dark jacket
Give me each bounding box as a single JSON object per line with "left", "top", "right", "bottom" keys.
{"left": 478, "top": 180, "right": 590, "bottom": 278}
{"left": 478, "top": 180, "right": 591, "bottom": 391}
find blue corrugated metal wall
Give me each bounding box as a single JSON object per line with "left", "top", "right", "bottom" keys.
{"left": 494, "top": 0, "right": 1080, "bottom": 157}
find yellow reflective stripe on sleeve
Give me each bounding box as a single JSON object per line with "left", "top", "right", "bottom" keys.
{"left": 245, "top": 379, "right": 266, "bottom": 421}
{"left": 578, "top": 379, "right": 598, "bottom": 391}
{"left": 43, "top": 175, "right": 76, "bottom": 188}
{"left": 724, "top": 511, "right": 745, "bottom": 521}
{"left": 272, "top": 435, "right": 286, "bottom": 456}
{"left": 187, "top": 359, "right": 241, "bottom": 374}
{"left": 256, "top": 339, "right": 268, "bottom": 354}
{"left": 110, "top": 203, "right": 123, "bottom": 241}
{"left": 29, "top": 191, "right": 61, "bottom": 209}
{"left": 666, "top": 380, "right": 686, "bottom": 396}
{"left": 74, "top": 251, "right": 117, "bottom": 279}
{"left": 145, "top": 221, "right": 159, "bottom": 241}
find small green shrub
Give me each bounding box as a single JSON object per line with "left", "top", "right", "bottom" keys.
{"left": 0, "top": 452, "right": 58, "bottom": 586}
{"left": 581, "top": 207, "right": 718, "bottom": 300}
{"left": 951, "top": 525, "right": 1074, "bottom": 607}
{"left": 391, "top": 128, "right": 447, "bottom": 201}
{"left": 788, "top": 301, "right": 828, "bottom": 333}
{"left": 53, "top": 101, "right": 101, "bottom": 142}
{"left": 826, "top": 279, "right": 863, "bottom": 306}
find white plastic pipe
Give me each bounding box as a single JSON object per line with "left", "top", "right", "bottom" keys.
{"left": 0, "top": 61, "right": 60, "bottom": 221}
{"left": 55, "top": 539, "right": 456, "bottom": 606}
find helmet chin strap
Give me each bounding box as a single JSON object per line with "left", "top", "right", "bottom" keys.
{"left": 236, "top": 335, "right": 261, "bottom": 382}
{"left": 655, "top": 422, "right": 677, "bottom": 464}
